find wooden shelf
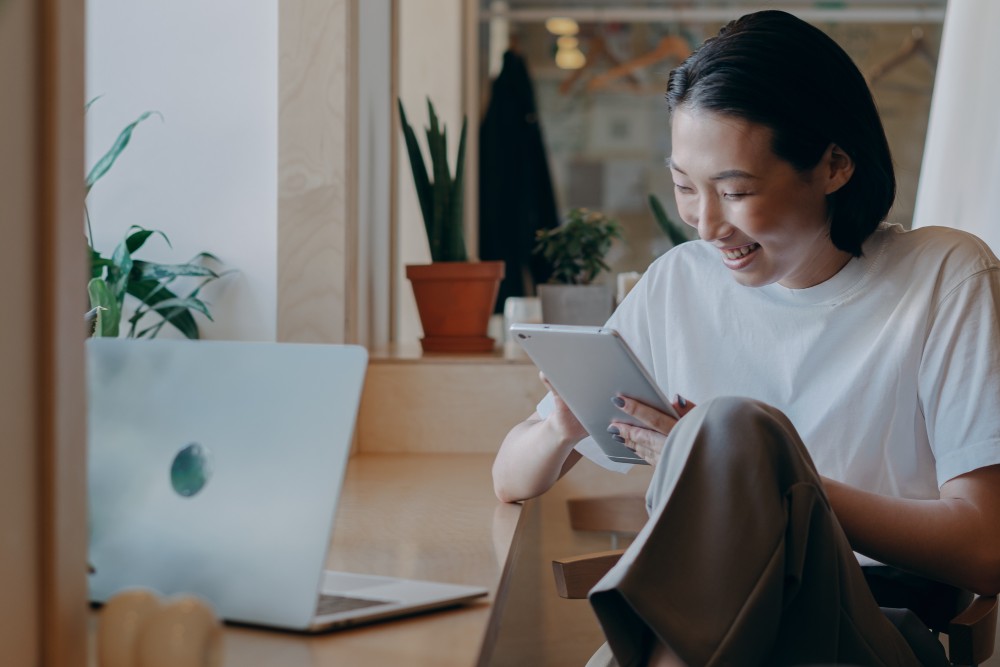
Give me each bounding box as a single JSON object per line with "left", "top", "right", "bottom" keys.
{"left": 358, "top": 344, "right": 543, "bottom": 456}
{"left": 368, "top": 342, "right": 535, "bottom": 366}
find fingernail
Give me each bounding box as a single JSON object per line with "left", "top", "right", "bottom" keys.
{"left": 612, "top": 396, "right": 625, "bottom": 408}
{"left": 611, "top": 435, "right": 626, "bottom": 444}
{"left": 606, "top": 425, "right": 620, "bottom": 435}
{"left": 675, "top": 394, "right": 687, "bottom": 408}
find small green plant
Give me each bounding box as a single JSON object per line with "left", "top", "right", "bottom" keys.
{"left": 534, "top": 208, "right": 623, "bottom": 285}
{"left": 397, "top": 97, "right": 467, "bottom": 262}
{"left": 86, "top": 107, "right": 229, "bottom": 339}
{"left": 648, "top": 193, "right": 694, "bottom": 249}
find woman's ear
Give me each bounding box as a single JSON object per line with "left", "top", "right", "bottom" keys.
{"left": 823, "top": 143, "right": 855, "bottom": 195}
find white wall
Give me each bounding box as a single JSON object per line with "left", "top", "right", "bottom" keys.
{"left": 86, "top": 0, "right": 277, "bottom": 341}
{"left": 912, "top": 0, "right": 1000, "bottom": 255}
{"left": 396, "top": 0, "right": 466, "bottom": 345}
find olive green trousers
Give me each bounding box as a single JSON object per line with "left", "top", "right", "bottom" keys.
{"left": 588, "top": 397, "right": 939, "bottom": 667}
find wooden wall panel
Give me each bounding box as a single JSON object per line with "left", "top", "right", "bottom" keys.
{"left": 277, "top": 0, "right": 357, "bottom": 344}
{"left": 0, "top": 0, "right": 42, "bottom": 662}
{"left": 0, "top": 0, "right": 86, "bottom": 664}
{"left": 39, "top": 0, "right": 88, "bottom": 662}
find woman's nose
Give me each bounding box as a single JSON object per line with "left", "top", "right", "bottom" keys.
{"left": 694, "top": 197, "right": 731, "bottom": 241}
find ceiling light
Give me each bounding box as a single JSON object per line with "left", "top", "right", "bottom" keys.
{"left": 555, "top": 48, "right": 586, "bottom": 70}
{"left": 545, "top": 17, "right": 579, "bottom": 36}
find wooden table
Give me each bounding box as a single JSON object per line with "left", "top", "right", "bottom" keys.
{"left": 90, "top": 453, "right": 525, "bottom": 667}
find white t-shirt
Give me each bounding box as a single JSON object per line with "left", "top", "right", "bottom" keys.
{"left": 573, "top": 223, "right": 1000, "bottom": 498}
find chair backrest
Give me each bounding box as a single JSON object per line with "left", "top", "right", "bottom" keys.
{"left": 567, "top": 495, "right": 647, "bottom": 535}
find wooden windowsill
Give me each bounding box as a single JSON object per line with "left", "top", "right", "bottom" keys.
{"left": 368, "top": 342, "right": 535, "bottom": 366}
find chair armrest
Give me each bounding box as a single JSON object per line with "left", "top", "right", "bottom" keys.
{"left": 552, "top": 549, "right": 625, "bottom": 599}
{"left": 948, "top": 595, "right": 998, "bottom": 666}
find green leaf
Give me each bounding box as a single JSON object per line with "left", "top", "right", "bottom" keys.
{"left": 133, "top": 259, "right": 220, "bottom": 282}
{"left": 125, "top": 225, "right": 171, "bottom": 254}
{"left": 87, "top": 278, "right": 119, "bottom": 338}
{"left": 85, "top": 95, "right": 104, "bottom": 113}
{"left": 648, "top": 194, "right": 690, "bottom": 247}
{"left": 148, "top": 295, "right": 213, "bottom": 319}
{"left": 85, "top": 110, "right": 163, "bottom": 195}
{"left": 126, "top": 279, "right": 200, "bottom": 339}
{"left": 398, "top": 99, "right": 434, "bottom": 248}
{"left": 446, "top": 116, "right": 468, "bottom": 262}
{"left": 426, "top": 99, "right": 450, "bottom": 261}
{"left": 90, "top": 246, "right": 113, "bottom": 279}
{"left": 108, "top": 233, "right": 134, "bottom": 307}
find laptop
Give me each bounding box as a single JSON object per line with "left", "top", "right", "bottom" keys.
{"left": 86, "top": 338, "right": 487, "bottom": 632}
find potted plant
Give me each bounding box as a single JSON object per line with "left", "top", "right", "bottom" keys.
{"left": 533, "top": 207, "right": 622, "bottom": 325}
{"left": 85, "top": 107, "right": 230, "bottom": 338}
{"left": 398, "top": 97, "right": 504, "bottom": 353}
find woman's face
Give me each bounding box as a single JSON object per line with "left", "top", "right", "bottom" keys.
{"left": 669, "top": 107, "right": 853, "bottom": 289}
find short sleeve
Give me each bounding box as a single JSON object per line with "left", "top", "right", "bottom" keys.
{"left": 919, "top": 267, "right": 1000, "bottom": 485}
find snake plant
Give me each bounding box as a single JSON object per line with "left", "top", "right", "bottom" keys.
{"left": 398, "top": 97, "right": 468, "bottom": 262}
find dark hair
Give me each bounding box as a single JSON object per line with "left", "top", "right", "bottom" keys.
{"left": 666, "top": 10, "right": 895, "bottom": 257}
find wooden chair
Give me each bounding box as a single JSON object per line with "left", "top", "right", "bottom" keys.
{"left": 553, "top": 495, "right": 999, "bottom": 667}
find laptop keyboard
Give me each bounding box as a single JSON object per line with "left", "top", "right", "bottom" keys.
{"left": 315, "top": 593, "right": 391, "bottom": 616}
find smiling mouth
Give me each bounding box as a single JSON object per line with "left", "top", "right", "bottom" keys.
{"left": 722, "top": 243, "right": 760, "bottom": 260}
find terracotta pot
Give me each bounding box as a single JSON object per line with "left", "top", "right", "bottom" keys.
{"left": 406, "top": 261, "right": 505, "bottom": 353}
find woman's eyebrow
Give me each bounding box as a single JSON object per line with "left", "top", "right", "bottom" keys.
{"left": 711, "top": 169, "right": 758, "bottom": 181}
{"left": 666, "top": 158, "right": 757, "bottom": 181}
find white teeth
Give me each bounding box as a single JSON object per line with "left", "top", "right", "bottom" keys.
{"left": 723, "top": 243, "right": 759, "bottom": 260}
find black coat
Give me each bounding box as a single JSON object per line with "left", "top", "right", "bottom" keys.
{"left": 479, "top": 50, "right": 559, "bottom": 312}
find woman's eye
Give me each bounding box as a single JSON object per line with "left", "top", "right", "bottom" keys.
{"left": 674, "top": 184, "right": 694, "bottom": 194}
{"left": 724, "top": 192, "right": 750, "bottom": 200}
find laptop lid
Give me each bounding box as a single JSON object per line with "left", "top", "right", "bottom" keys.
{"left": 87, "top": 339, "right": 367, "bottom": 630}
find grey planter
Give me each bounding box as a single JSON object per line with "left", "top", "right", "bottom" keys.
{"left": 537, "top": 283, "right": 613, "bottom": 326}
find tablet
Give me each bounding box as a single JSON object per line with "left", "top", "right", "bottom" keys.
{"left": 510, "top": 323, "right": 677, "bottom": 465}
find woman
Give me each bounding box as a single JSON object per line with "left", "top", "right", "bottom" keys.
{"left": 493, "top": 10, "right": 1000, "bottom": 667}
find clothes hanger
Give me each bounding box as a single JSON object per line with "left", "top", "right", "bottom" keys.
{"left": 866, "top": 27, "right": 937, "bottom": 86}
{"left": 584, "top": 34, "right": 692, "bottom": 94}
{"left": 558, "top": 32, "right": 641, "bottom": 96}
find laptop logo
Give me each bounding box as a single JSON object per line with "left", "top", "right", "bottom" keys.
{"left": 170, "top": 443, "right": 213, "bottom": 497}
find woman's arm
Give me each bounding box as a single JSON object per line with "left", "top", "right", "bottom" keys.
{"left": 824, "top": 464, "right": 1000, "bottom": 595}
{"left": 492, "top": 373, "right": 587, "bottom": 503}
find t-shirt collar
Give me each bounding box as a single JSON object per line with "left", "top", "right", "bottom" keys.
{"left": 757, "top": 230, "right": 886, "bottom": 306}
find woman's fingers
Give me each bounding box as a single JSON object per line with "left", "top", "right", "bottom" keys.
{"left": 672, "top": 394, "right": 697, "bottom": 418}
{"left": 608, "top": 394, "right": 695, "bottom": 467}
{"left": 610, "top": 423, "right": 667, "bottom": 466}
{"left": 539, "top": 371, "right": 553, "bottom": 392}
{"left": 611, "top": 395, "right": 678, "bottom": 433}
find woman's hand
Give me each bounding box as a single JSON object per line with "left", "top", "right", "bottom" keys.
{"left": 491, "top": 372, "right": 586, "bottom": 503}
{"left": 608, "top": 394, "right": 696, "bottom": 466}
{"left": 539, "top": 372, "right": 588, "bottom": 443}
